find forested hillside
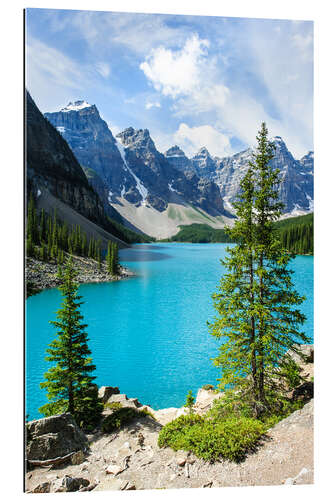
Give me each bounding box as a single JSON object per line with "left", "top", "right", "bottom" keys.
{"left": 274, "top": 213, "right": 313, "bottom": 255}
{"left": 166, "top": 214, "right": 313, "bottom": 255}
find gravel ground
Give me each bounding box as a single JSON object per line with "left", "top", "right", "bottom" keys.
{"left": 26, "top": 399, "right": 313, "bottom": 492}
{"left": 26, "top": 255, "right": 134, "bottom": 295}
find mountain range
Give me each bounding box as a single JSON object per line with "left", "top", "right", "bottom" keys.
{"left": 28, "top": 95, "right": 313, "bottom": 239}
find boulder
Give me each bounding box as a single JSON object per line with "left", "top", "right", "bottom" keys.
{"left": 26, "top": 413, "right": 88, "bottom": 462}
{"left": 28, "top": 482, "right": 51, "bottom": 493}
{"left": 194, "top": 388, "right": 223, "bottom": 414}
{"left": 98, "top": 386, "right": 120, "bottom": 403}
{"left": 105, "top": 393, "right": 141, "bottom": 409}
{"left": 51, "top": 475, "right": 90, "bottom": 493}
{"left": 285, "top": 344, "right": 314, "bottom": 365}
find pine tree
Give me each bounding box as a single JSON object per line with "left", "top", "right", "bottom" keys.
{"left": 209, "top": 123, "right": 310, "bottom": 416}
{"left": 112, "top": 243, "right": 119, "bottom": 275}
{"left": 106, "top": 241, "right": 113, "bottom": 274}
{"left": 27, "top": 193, "right": 39, "bottom": 244}
{"left": 40, "top": 208, "right": 46, "bottom": 242}
{"left": 185, "top": 390, "right": 195, "bottom": 415}
{"left": 39, "top": 258, "right": 102, "bottom": 428}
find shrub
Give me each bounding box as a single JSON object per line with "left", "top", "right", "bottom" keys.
{"left": 202, "top": 384, "right": 215, "bottom": 391}
{"left": 158, "top": 415, "right": 203, "bottom": 451}
{"left": 158, "top": 414, "right": 265, "bottom": 462}
{"left": 208, "top": 391, "right": 254, "bottom": 422}
{"left": 104, "top": 401, "right": 122, "bottom": 411}
{"left": 101, "top": 407, "right": 152, "bottom": 433}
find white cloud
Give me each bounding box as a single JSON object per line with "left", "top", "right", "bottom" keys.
{"left": 96, "top": 62, "right": 110, "bottom": 78}
{"left": 174, "top": 123, "right": 232, "bottom": 158}
{"left": 139, "top": 24, "right": 313, "bottom": 158}
{"left": 145, "top": 101, "right": 161, "bottom": 110}
{"left": 140, "top": 35, "right": 210, "bottom": 98}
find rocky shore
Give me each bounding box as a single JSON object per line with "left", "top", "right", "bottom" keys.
{"left": 26, "top": 255, "right": 135, "bottom": 296}
{"left": 25, "top": 345, "right": 314, "bottom": 493}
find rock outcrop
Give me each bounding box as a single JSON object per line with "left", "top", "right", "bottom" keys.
{"left": 26, "top": 413, "right": 88, "bottom": 462}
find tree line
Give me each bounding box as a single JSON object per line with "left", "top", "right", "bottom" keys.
{"left": 165, "top": 217, "right": 313, "bottom": 255}
{"left": 26, "top": 193, "right": 119, "bottom": 273}
{"left": 276, "top": 215, "right": 313, "bottom": 255}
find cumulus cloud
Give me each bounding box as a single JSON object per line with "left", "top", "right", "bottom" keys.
{"left": 174, "top": 123, "right": 232, "bottom": 158}
{"left": 140, "top": 35, "right": 210, "bottom": 98}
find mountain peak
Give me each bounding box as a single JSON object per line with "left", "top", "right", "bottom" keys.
{"left": 198, "top": 146, "right": 210, "bottom": 155}
{"left": 165, "top": 145, "right": 186, "bottom": 158}
{"left": 61, "top": 100, "right": 93, "bottom": 112}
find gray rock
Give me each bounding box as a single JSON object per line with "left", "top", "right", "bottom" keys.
{"left": 29, "top": 482, "right": 51, "bottom": 493}
{"left": 71, "top": 450, "right": 85, "bottom": 465}
{"left": 51, "top": 475, "right": 90, "bottom": 493}
{"left": 26, "top": 413, "right": 88, "bottom": 461}
{"left": 98, "top": 386, "right": 120, "bottom": 403}
{"left": 286, "top": 344, "right": 314, "bottom": 364}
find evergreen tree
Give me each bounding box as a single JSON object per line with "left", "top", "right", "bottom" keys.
{"left": 27, "top": 193, "right": 39, "bottom": 244}
{"left": 39, "top": 258, "right": 102, "bottom": 428}
{"left": 40, "top": 208, "right": 46, "bottom": 242}
{"left": 112, "top": 243, "right": 119, "bottom": 275}
{"left": 106, "top": 241, "right": 113, "bottom": 274}
{"left": 185, "top": 390, "right": 195, "bottom": 415}
{"left": 209, "top": 123, "right": 310, "bottom": 416}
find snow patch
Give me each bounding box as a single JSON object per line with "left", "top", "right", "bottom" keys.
{"left": 121, "top": 185, "right": 126, "bottom": 198}
{"left": 61, "top": 100, "right": 92, "bottom": 112}
{"left": 306, "top": 193, "right": 314, "bottom": 211}
{"left": 37, "top": 189, "right": 41, "bottom": 198}
{"left": 115, "top": 138, "right": 148, "bottom": 205}
{"left": 56, "top": 126, "right": 66, "bottom": 133}
{"left": 108, "top": 190, "right": 113, "bottom": 204}
{"left": 168, "top": 181, "right": 177, "bottom": 193}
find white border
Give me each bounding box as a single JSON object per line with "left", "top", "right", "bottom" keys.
{"left": 1, "top": 1, "right": 332, "bottom": 499}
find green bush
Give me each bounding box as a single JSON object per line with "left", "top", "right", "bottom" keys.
{"left": 202, "top": 384, "right": 215, "bottom": 391}
{"left": 104, "top": 401, "right": 122, "bottom": 411}
{"left": 101, "top": 407, "right": 152, "bottom": 433}
{"left": 158, "top": 414, "right": 265, "bottom": 462}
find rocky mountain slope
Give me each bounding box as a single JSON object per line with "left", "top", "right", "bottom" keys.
{"left": 44, "top": 102, "right": 228, "bottom": 238}
{"left": 42, "top": 98, "right": 313, "bottom": 235}
{"left": 26, "top": 92, "right": 129, "bottom": 247}
{"left": 27, "top": 93, "right": 104, "bottom": 225}
{"left": 166, "top": 138, "right": 314, "bottom": 215}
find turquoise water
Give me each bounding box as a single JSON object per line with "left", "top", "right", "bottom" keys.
{"left": 25, "top": 244, "right": 313, "bottom": 420}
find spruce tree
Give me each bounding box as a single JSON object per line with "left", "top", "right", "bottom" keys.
{"left": 209, "top": 123, "right": 310, "bottom": 416}
{"left": 39, "top": 258, "right": 102, "bottom": 428}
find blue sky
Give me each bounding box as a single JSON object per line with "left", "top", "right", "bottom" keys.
{"left": 25, "top": 8, "right": 313, "bottom": 159}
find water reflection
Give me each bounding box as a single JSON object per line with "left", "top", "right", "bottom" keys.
{"left": 119, "top": 246, "right": 172, "bottom": 262}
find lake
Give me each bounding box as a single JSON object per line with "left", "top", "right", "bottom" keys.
{"left": 25, "top": 243, "right": 313, "bottom": 420}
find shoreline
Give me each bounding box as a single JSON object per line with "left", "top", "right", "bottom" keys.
{"left": 25, "top": 254, "right": 135, "bottom": 297}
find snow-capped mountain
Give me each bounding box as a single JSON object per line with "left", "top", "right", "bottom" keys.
{"left": 165, "top": 137, "right": 314, "bottom": 215}
{"left": 44, "top": 99, "right": 313, "bottom": 235}
{"left": 45, "top": 104, "right": 226, "bottom": 221}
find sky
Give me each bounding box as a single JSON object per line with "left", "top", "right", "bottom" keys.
{"left": 25, "top": 8, "right": 313, "bottom": 159}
